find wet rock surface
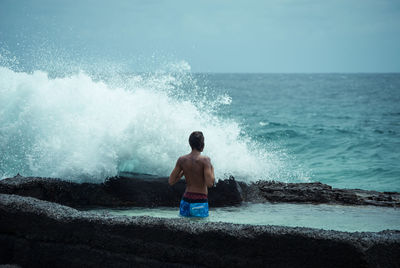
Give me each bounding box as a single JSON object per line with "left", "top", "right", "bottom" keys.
{"left": 0, "top": 174, "right": 243, "bottom": 208}
{"left": 0, "top": 175, "right": 398, "bottom": 208}
{"left": 1, "top": 193, "right": 399, "bottom": 268}
{"left": 243, "top": 181, "right": 400, "bottom": 207}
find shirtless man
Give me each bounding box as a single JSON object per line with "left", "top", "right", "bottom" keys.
{"left": 169, "top": 131, "right": 215, "bottom": 217}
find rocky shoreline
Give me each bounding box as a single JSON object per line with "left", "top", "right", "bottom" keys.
{"left": 0, "top": 175, "right": 399, "bottom": 267}
{"left": 1, "top": 193, "right": 399, "bottom": 267}
{"left": 242, "top": 180, "right": 400, "bottom": 207}
{"left": 0, "top": 174, "right": 399, "bottom": 208}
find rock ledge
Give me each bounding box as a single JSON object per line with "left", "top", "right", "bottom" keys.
{"left": 1, "top": 193, "right": 399, "bottom": 267}
{"left": 0, "top": 175, "right": 398, "bottom": 208}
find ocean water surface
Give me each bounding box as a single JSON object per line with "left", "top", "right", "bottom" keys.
{"left": 197, "top": 73, "right": 400, "bottom": 191}
{"left": 0, "top": 63, "right": 399, "bottom": 192}
{"left": 89, "top": 202, "right": 400, "bottom": 232}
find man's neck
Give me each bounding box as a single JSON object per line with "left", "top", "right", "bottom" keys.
{"left": 190, "top": 149, "right": 201, "bottom": 156}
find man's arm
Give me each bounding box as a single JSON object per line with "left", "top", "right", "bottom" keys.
{"left": 169, "top": 158, "right": 184, "bottom": 185}
{"left": 203, "top": 157, "right": 215, "bottom": 187}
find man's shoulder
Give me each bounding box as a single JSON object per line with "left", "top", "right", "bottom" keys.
{"left": 178, "top": 154, "right": 211, "bottom": 163}
{"left": 178, "top": 154, "right": 190, "bottom": 162}
{"left": 199, "top": 155, "right": 211, "bottom": 163}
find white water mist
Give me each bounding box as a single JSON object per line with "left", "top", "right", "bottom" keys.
{"left": 0, "top": 65, "right": 288, "bottom": 183}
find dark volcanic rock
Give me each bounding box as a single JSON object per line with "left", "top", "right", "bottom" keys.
{"left": 0, "top": 174, "right": 243, "bottom": 208}
{"left": 0, "top": 175, "right": 121, "bottom": 207}
{"left": 1, "top": 194, "right": 399, "bottom": 268}
{"left": 208, "top": 176, "right": 243, "bottom": 206}
{"left": 104, "top": 175, "right": 186, "bottom": 207}
{"left": 0, "top": 175, "right": 398, "bottom": 208}
{"left": 247, "top": 181, "right": 400, "bottom": 207}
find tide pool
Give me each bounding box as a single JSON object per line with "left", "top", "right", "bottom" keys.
{"left": 89, "top": 202, "right": 400, "bottom": 232}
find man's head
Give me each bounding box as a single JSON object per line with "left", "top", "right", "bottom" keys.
{"left": 189, "top": 131, "right": 204, "bottom": 152}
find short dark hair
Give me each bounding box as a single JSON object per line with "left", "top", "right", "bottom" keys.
{"left": 189, "top": 131, "right": 204, "bottom": 151}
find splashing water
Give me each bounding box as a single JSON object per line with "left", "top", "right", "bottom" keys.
{"left": 0, "top": 61, "right": 302, "bottom": 183}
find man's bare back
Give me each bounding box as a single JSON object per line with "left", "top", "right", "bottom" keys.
{"left": 169, "top": 151, "right": 215, "bottom": 194}
{"left": 169, "top": 131, "right": 215, "bottom": 195}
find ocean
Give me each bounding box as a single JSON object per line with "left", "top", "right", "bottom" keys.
{"left": 198, "top": 73, "right": 400, "bottom": 191}
{"left": 0, "top": 64, "right": 399, "bottom": 192}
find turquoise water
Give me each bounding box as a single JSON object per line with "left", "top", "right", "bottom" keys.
{"left": 89, "top": 202, "right": 400, "bottom": 232}
{"left": 0, "top": 63, "right": 399, "bottom": 192}
{"left": 195, "top": 74, "right": 400, "bottom": 191}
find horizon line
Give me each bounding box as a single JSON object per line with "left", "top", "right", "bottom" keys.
{"left": 189, "top": 71, "right": 400, "bottom": 74}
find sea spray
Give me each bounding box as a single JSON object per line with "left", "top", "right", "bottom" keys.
{"left": 0, "top": 64, "right": 294, "bottom": 183}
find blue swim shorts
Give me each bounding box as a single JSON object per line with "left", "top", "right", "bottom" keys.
{"left": 179, "top": 192, "right": 209, "bottom": 218}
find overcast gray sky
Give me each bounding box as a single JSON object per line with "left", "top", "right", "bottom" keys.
{"left": 1, "top": 0, "right": 399, "bottom": 72}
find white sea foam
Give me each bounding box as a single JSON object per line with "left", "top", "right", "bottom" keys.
{"left": 0, "top": 64, "right": 290, "bottom": 183}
